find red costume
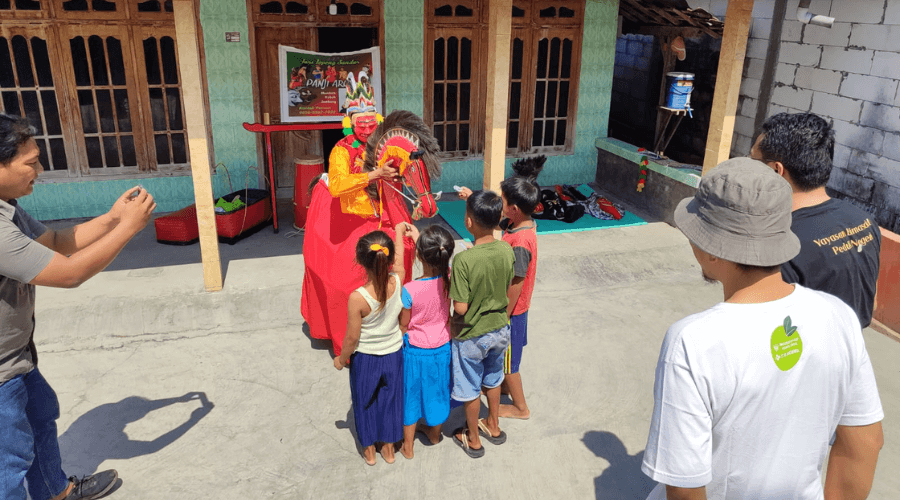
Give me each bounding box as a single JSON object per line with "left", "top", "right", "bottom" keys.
{"left": 301, "top": 135, "right": 414, "bottom": 356}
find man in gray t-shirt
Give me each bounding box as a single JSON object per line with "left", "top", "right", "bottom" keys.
{"left": 0, "top": 114, "right": 156, "bottom": 500}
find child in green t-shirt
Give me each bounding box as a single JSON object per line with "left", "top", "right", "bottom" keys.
{"left": 449, "top": 190, "right": 515, "bottom": 458}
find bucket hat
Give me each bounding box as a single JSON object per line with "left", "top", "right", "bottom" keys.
{"left": 674, "top": 157, "right": 801, "bottom": 266}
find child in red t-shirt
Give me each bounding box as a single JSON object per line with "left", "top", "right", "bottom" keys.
{"left": 458, "top": 156, "right": 544, "bottom": 419}
{"left": 497, "top": 157, "right": 543, "bottom": 419}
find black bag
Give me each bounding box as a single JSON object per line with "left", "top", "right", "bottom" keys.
{"left": 533, "top": 189, "right": 584, "bottom": 223}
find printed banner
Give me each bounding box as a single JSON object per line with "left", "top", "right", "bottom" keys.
{"left": 278, "top": 46, "right": 383, "bottom": 123}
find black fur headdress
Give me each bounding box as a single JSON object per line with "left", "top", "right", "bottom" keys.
{"left": 362, "top": 110, "right": 442, "bottom": 201}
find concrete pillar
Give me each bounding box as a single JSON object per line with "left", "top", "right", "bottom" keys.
{"left": 482, "top": 0, "right": 513, "bottom": 192}
{"left": 703, "top": 0, "right": 754, "bottom": 174}
{"left": 173, "top": 0, "right": 223, "bottom": 292}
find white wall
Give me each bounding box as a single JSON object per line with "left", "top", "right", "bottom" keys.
{"left": 689, "top": 0, "right": 900, "bottom": 232}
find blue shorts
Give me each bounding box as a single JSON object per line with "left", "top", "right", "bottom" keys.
{"left": 403, "top": 341, "right": 451, "bottom": 427}
{"left": 504, "top": 312, "right": 528, "bottom": 374}
{"left": 450, "top": 324, "right": 511, "bottom": 402}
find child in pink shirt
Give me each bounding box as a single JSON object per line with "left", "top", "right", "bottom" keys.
{"left": 398, "top": 225, "right": 456, "bottom": 459}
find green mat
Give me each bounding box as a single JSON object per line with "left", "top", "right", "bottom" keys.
{"left": 437, "top": 184, "right": 646, "bottom": 242}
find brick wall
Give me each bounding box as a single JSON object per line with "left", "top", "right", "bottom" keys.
{"left": 610, "top": 34, "right": 659, "bottom": 147}
{"left": 695, "top": 0, "right": 900, "bottom": 233}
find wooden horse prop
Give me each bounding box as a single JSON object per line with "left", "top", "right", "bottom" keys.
{"left": 362, "top": 110, "right": 442, "bottom": 221}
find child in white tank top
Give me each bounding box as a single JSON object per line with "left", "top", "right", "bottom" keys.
{"left": 333, "top": 223, "right": 415, "bottom": 466}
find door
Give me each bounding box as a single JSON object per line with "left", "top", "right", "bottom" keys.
{"left": 316, "top": 26, "right": 378, "bottom": 169}
{"left": 255, "top": 26, "right": 320, "bottom": 198}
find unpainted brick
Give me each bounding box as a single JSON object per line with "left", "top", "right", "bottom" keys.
{"left": 860, "top": 102, "right": 900, "bottom": 133}
{"left": 744, "top": 58, "right": 766, "bottom": 80}
{"left": 884, "top": 132, "right": 900, "bottom": 163}
{"left": 751, "top": 17, "right": 773, "bottom": 39}
{"left": 872, "top": 182, "right": 900, "bottom": 214}
{"left": 830, "top": 0, "right": 885, "bottom": 24}
{"left": 832, "top": 119, "right": 885, "bottom": 155}
{"left": 833, "top": 144, "right": 852, "bottom": 170}
{"left": 768, "top": 103, "right": 792, "bottom": 116}
{"left": 731, "top": 133, "right": 753, "bottom": 157}
{"left": 751, "top": 0, "right": 777, "bottom": 19}
{"left": 771, "top": 84, "right": 813, "bottom": 110}
{"left": 839, "top": 74, "right": 899, "bottom": 106}
{"left": 740, "top": 77, "right": 762, "bottom": 98}
{"left": 849, "top": 24, "right": 900, "bottom": 52}
{"left": 740, "top": 96, "right": 758, "bottom": 119}
{"left": 778, "top": 42, "right": 822, "bottom": 66}
{"left": 871, "top": 51, "right": 900, "bottom": 80}
{"left": 820, "top": 47, "right": 874, "bottom": 75}
{"left": 794, "top": 67, "right": 842, "bottom": 94}
{"left": 810, "top": 92, "right": 862, "bottom": 123}
{"left": 802, "top": 22, "right": 852, "bottom": 47}
{"left": 846, "top": 149, "right": 872, "bottom": 176}
{"left": 774, "top": 63, "right": 797, "bottom": 86}
{"left": 746, "top": 38, "right": 769, "bottom": 60}
{"left": 865, "top": 154, "right": 900, "bottom": 189}
{"left": 735, "top": 115, "right": 756, "bottom": 138}
{"left": 781, "top": 20, "right": 803, "bottom": 42}
{"left": 827, "top": 166, "right": 876, "bottom": 202}
{"left": 887, "top": 0, "right": 900, "bottom": 25}
{"left": 871, "top": 206, "right": 900, "bottom": 233}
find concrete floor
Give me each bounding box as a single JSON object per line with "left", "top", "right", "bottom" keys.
{"left": 32, "top": 201, "right": 900, "bottom": 500}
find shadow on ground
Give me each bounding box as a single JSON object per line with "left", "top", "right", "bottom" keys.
{"left": 583, "top": 430, "right": 657, "bottom": 500}
{"left": 58, "top": 392, "right": 214, "bottom": 475}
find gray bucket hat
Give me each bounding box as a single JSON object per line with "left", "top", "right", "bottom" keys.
{"left": 674, "top": 157, "right": 801, "bottom": 266}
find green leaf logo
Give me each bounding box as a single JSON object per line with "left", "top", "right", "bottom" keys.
{"left": 770, "top": 315, "right": 803, "bottom": 371}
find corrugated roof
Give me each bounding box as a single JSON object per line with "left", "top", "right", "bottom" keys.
{"left": 619, "top": 0, "right": 725, "bottom": 38}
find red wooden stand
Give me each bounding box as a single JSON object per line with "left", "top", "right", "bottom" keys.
{"left": 242, "top": 121, "right": 343, "bottom": 233}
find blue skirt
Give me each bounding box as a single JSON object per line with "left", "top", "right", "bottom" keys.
{"left": 403, "top": 340, "right": 451, "bottom": 427}
{"left": 349, "top": 350, "right": 403, "bottom": 447}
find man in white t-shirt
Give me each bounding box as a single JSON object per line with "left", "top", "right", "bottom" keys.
{"left": 642, "top": 158, "right": 884, "bottom": 500}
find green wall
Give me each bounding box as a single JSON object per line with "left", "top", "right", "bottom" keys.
{"left": 22, "top": 0, "right": 617, "bottom": 220}
{"left": 21, "top": 0, "right": 257, "bottom": 221}
{"left": 384, "top": 0, "right": 619, "bottom": 194}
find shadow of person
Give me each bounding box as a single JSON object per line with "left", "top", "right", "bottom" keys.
{"left": 58, "top": 392, "right": 214, "bottom": 476}
{"left": 583, "top": 430, "right": 657, "bottom": 500}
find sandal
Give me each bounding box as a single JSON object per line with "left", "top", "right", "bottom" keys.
{"left": 477, "top": 419, "right": 507, "bottom": 445}
{"left": 452, "top": 427, "right": 485, "bottom": 458}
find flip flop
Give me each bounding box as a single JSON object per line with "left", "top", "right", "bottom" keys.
{"left": 452, "top": 427, "right": 485, "bottom": 458}
{"left": 477, "top": 419, "right": 507, "bottom": 445}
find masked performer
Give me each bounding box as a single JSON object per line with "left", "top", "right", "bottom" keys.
{"left": 301, "top": 81, "right": 441, "bottom": 356}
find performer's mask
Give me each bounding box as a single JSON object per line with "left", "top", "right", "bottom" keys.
{"left": 351, "top": 112, "right": 378, "bottom": 143}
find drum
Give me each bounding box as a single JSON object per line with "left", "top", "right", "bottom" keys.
{"left": 293, "top": 155, "right": 325, "bottom": 229}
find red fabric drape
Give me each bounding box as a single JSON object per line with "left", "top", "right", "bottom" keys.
{"left": 300, "top": 179, "right": 414, "bottom": 356}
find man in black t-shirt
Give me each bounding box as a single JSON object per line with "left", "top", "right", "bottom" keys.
{"left": 750, "top": 112, "right": 881, "bottom": 327}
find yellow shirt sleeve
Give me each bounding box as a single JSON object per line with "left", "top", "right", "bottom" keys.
{"left": 328, "top": 146, "right": 369, "bottom": 197}
{"left": 326, "top": 144, "right": 376, "bottom": 217}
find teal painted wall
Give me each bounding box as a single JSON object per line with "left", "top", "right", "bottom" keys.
{"left": 384, "top": 0, "right": 618, "bottom": 194}
{"left": 22, "top": 0, "right": 617, "bottom": 220}
{"left": 199, "top": 0, "right": 259, "bottom": 192}
{"left": 384, "top": 0, "right": 424, "bottom": 116}
{"left": 21, "top": 0, "right": 257, "bottom": 221}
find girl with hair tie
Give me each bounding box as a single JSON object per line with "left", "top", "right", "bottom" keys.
{"left": 333, "top": 224, "right": 414, "bottom": 466}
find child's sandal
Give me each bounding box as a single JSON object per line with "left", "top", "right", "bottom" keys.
{"left": 452, "top": 427, "right": 485, "bottom": 458}
{"left": 477, "top": 419, "right": 507, "bottom": 445}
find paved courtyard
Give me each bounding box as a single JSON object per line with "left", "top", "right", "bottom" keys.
{"left": 32, "top": 209, "right": 900, "bottom": 500}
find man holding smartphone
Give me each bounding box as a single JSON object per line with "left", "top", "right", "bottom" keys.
{"left": 0, "top": 114, "right": 156, "bottom": 500}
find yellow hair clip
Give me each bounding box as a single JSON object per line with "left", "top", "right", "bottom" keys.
{"left": 370, "top": 243, "right": 389, "bottom": 256}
